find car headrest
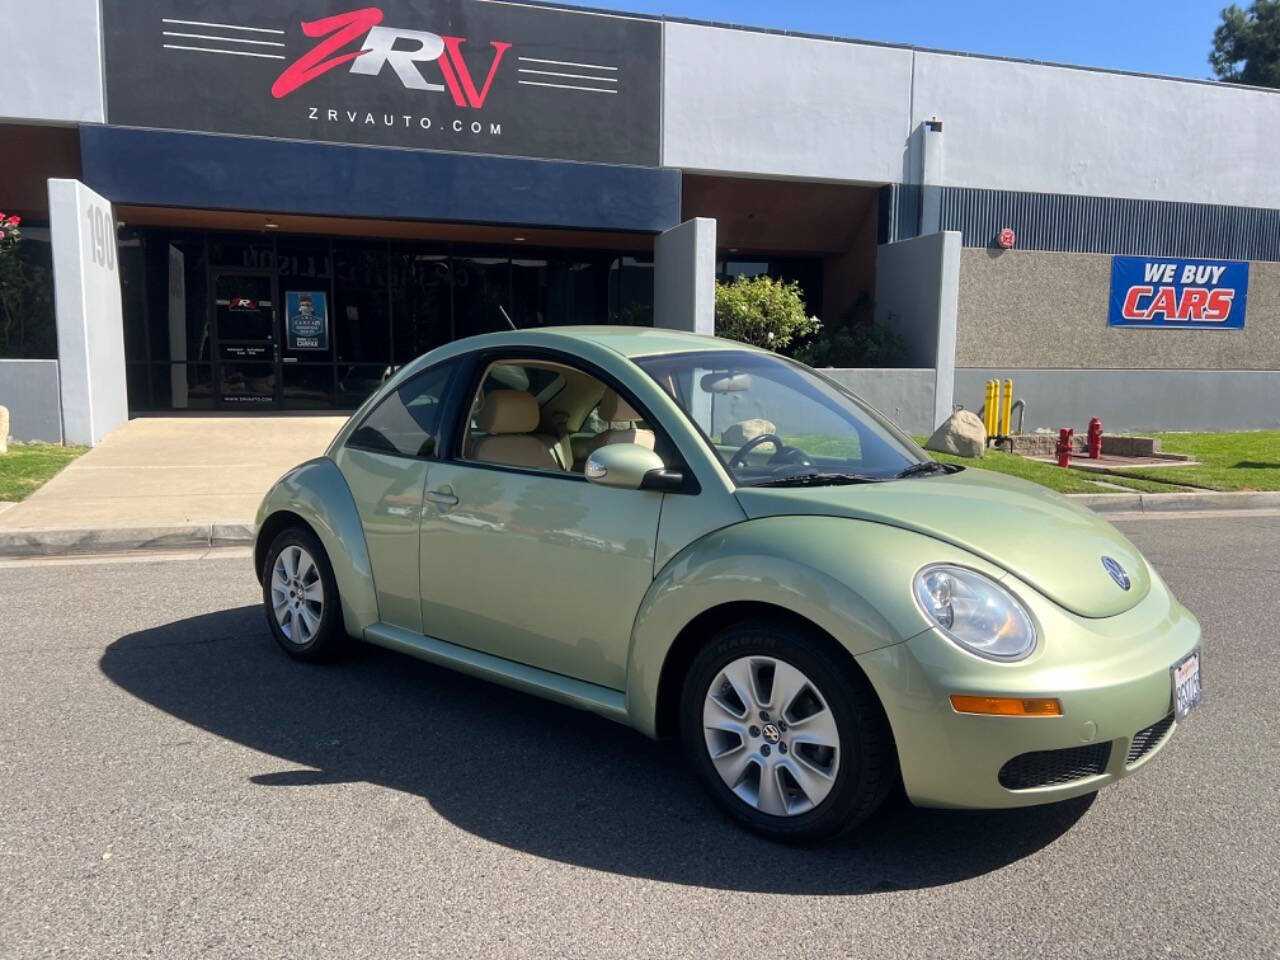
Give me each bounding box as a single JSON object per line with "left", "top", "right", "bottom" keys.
{"left": 477, "top": 389, "right": 539, "bottom": 435}
{"left": 599, "top": 388, "right": 641, "bottom": 423}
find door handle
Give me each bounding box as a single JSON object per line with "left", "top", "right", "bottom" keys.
{"left": 426, "top": 488, "right": 458, "bottom": 506}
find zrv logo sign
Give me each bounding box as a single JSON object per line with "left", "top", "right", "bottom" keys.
{"left": 1108, "top": 256, "right": 1249, "bottom": 330}
{"left": 102, "top": 0, "right": 661, "bottom": 166}
{"left": 271, "top": 8, "right": 510, "bottom": 107}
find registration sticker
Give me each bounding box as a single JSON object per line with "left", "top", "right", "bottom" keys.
{"left": 1171, "top": 649, "right": 1202, "bottom": 721}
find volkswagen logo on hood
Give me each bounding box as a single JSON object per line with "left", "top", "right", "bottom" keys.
{"left": 1101, "top": 556, "right": 1131, "bottom": 590}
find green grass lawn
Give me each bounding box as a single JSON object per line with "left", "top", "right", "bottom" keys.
{"left": 923, "top": 447, "right": 1172, "bottom": 493}
{"left": 1108, "top": 431, "right": 1280, "bottom": 491}
{"left": 918, "top": 431, "right": 1280, "bottom": 494}
{"left": 0, "top": 444, "right": 87, "bottom": 502}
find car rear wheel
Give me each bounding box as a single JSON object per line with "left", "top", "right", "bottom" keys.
{"left": 680, "top": 619, "right": 896, "bottom": 842}
{"left": 262, "top": 527, "right": 345, "bottom": 661}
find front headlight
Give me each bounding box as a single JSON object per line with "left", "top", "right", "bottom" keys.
{"left": 913, "top": 565, "right": 1037, "bottom": 661}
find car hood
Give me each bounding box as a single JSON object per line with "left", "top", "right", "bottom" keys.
{"left": 734, "top": 468, "right": 1151, "bottom": 618}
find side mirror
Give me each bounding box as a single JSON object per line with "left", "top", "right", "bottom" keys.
{"left": 585, "top": 443, "right": 684, "bottom": 492}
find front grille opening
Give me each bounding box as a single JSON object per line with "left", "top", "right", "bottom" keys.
{"left": 1127, "top": 713, "right": 1175, "bottom": 766}
{"left": 998, "top": 742, "right": 1112, "bottom": 790}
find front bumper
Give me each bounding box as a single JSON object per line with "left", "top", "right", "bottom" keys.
{"left": 856, "top": 568, "right": 1202, "bottom": 809}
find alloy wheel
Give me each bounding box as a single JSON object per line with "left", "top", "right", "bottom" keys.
{"left": 270, "top": 544, "right": 324, "bottom": 645}
{"left": 702, "top": 656, "right": 841, "bottom": 816}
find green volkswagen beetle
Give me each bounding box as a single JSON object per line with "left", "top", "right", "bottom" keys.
{"left": 254, "top": 327, "right": 1202, "bottom": 841}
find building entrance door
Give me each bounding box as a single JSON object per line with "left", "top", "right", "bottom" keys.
{"left": 213, "top": 271, "right": 280, "bottom": 407}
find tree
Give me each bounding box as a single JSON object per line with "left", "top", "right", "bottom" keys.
{"left": 713, "top": 275, "right": 820, "bottom": 352}
{"left": 1210, "top": 1, "right": 1280, "bottom": 88}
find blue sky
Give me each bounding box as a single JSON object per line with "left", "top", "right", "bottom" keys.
{"left": 552, "top": 0, "right": 1229, "bottom": 81}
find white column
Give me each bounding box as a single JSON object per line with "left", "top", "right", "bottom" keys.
{"left": 49, "top": 178, "right": 127, "bottom": 446}
{"left": 654, "top": 217, "right": 716, "bottom": 335}
{"left": 873, "top": 229, "right": 961, "bottom": 429}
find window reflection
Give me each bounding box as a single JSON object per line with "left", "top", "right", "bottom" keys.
{"left": 118, "top": 230, "right": 657, "bottom": 412}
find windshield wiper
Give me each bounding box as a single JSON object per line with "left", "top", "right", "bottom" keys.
{"left": 894, "top": 460, "right": 961, "bottom": 480}
{"left": 747, "top": 472, "right": 885, "bottom": 487}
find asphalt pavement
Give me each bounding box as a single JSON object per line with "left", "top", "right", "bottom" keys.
{"left": 1, "top": 514, "right": 1277, "bottom": 959}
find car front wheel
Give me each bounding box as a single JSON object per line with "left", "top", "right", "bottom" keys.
{"left": 262, "top": 526, "right": 345, "bottom": 661}
{"left": 680, "top": 619, "right": 897, "bottom": 842}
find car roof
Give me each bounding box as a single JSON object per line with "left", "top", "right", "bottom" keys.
{"left": 446, "top": 326, "right": 764, "bottom": 361}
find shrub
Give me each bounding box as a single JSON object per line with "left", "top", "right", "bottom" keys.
{"left": 792, "top": 292, "right": 910, "bottom": 368}
{"left": 713, "top": 275, "right": 820, "bottom": 352}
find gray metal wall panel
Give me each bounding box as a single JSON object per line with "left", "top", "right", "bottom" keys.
{"left": 0, "top": 360, "right": 63, "bottom": 443}
{"left": 883, "top": 185, "right": 1280, "bottom": 262}
{"left": 938, "top": 187, "right": 1280, "bottom": 261}
{"left": 821, "top": 368, "right": 936, "bottom": 437}
{"left": 955, "top": 368, "right": 1280, "bottom": 433}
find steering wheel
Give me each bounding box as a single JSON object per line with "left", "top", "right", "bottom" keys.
{"left": 728, "top": 433, "right": 812, "bottom": 470}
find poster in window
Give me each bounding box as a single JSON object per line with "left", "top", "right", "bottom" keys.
{"left": 286, "top": 291, "right": 329, "bottom": 350}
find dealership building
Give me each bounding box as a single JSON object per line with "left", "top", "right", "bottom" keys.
{"left": 3, "top": 0, "right": 1280, "bottom": 443}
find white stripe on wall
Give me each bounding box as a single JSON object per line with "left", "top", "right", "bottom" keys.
{"left": 516, "top": 56, "right": 617, "bottom": 71}
{"left": 518, "top": 69, "right": 617, "bottom": 83}
{"left": 163, "top": 44, "right": 286, "bottom": 60}
{"left": 161, "top": 18, "right": 285, "bottom": 35}
{"left": 517, "top": 80, "right": 618, "bottom": 93}
{"left": 162, "top": 31, "right": 286, "bottom": 47}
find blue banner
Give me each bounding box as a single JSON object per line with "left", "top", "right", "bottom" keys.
{"left": 285, "top": 291, "right": 328, "bottom": 350}
{"left": 1108, "top": 256, "right": 1248, "bottom": 330}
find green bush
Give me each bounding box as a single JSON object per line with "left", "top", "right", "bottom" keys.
{"left": 713, "top": 275, "right": 820, "bottom": 352}
{"left": 792, "top": 292, "right": 910, "bottom": 368}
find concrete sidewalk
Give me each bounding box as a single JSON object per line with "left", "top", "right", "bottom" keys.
{"left": 0, "top": 416, "right": 345, "bottom": 551}
{"left": 3, "top": 416, "right": 1280, "bottom": 557}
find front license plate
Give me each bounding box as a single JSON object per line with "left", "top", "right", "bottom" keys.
{"left": 1171, "top": 649, "right": 1202, "bottom": 720}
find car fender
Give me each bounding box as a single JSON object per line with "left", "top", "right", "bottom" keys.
{"left": 254, "top": 457, "right": 378, "bottom": 637}
{"left": 624, "top": 515, "right": 1008, "bottom": 737}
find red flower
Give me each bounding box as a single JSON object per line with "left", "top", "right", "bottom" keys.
{"left": 7, "top": 216, "right": 19, "bottom": 226}
{"left": 0, "top": 230, "right": 7, "bottom": 240}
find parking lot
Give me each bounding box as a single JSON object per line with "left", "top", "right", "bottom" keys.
{"left": 2, "top": 513, "right": 1277, "bottom": 959}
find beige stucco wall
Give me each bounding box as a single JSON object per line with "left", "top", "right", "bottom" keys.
{"left": 956, "top": 248, "right": 1280, "bottom": 369}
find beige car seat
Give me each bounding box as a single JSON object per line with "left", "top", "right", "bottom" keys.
{"left": 471, "top": 390, "right": 564, "bottom": 470}
{"left": 589, "top": 389, "right": 655, "bottom": 452}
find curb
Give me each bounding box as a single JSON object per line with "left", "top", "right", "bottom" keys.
{"left": 1067, "top": 490, "right": 1280, "bottom": 514}
{"left": 2, "top": 492, "right": 1279, "bottom": 557}
{"left": 0, "top": 522, "right": 255, "bottom": 558}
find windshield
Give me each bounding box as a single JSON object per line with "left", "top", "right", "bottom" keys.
{"left": 635, "top": 350, "right": 929, "bottom": 486}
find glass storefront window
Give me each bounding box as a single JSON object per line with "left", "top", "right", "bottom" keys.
{"left": 0, "top": 226, "right": 57, "bottom": 360}
{"left": 392, "top": 247, "right": 451, "bottom": 363}
{"left": 209, "top": 234, "right": 275, "bottom": 271}
{"left": 453, "top": 255, "right": 511, "bottom": 339}
{"left": 610, "top": 256, "right": 654, "bottom": 326}
{"left": 282, "top": 363, "right": 336, "bottom": 409}
{"left": 118, "top": 228, "right": 653, "bottom": 411}
{"left": 334, "top": 240, "right": 391, "bottom": 363}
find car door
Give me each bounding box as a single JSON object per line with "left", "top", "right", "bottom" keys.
{"left": 333, "top": 360, "right": 459, "bottom": 633}
{"left": 417, "top": 356, "right": 666, "bottom": 692}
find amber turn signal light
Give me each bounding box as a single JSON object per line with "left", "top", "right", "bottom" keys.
{"left": 949, "top": 695, "right": 1062, "bottom": 717}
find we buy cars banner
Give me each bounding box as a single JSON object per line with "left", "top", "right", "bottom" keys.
{"left": 1108, "top": 255, "right": 1248, "bottom": 329}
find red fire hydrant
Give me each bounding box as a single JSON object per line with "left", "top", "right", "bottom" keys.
{"left": 1087, "top": 417, "right": 1103, "bottom": 459}
{"left": 1056, "top": 428, "right": 1074, "bottom": 468}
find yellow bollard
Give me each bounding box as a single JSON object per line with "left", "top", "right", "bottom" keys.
{"left": 1001, "top": 378, "right": 1014, "bottom": 438}
{"left": 984, "top": 380, "right": 997, "bottom": 437}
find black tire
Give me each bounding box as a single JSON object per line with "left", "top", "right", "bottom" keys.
{"left": 680, "top": 618, "right": 897, "bottom": 843}
{"left": 261, "top": 526, "right": 346, "bottom": 662}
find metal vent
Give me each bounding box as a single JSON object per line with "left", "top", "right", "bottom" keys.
{"left": 1127, "top": 714, "right": 1175, "bottom": 766}
{"left": 998, "top": 742, "right": 1112, "bottom": 790}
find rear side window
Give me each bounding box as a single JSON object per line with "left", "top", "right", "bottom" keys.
{"left": 347, "top": 362, "right": 455, "bottom": 458}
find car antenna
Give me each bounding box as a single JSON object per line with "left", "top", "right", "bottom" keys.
{"left": 498, "top": 305, "right": 517, "bottom": 331}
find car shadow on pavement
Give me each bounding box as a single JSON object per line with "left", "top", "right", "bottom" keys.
{"left": 100, "top": 605, "right": 1093, "bottom": 894}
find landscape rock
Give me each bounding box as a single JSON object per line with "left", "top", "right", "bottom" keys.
{"left": 924, "top": 410, "right": 986, "bottom": 459}
{"left": 722, "top": 418, "right": 777, "bottom": 446}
